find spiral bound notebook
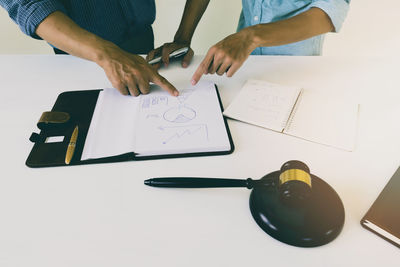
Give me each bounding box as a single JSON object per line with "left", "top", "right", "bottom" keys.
{"left": 223, "top": 80, "right": 359, "bottom": 151}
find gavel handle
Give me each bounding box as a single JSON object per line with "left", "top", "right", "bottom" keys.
{"left": 144, "top": 177, "right": 254, "bottom": 188}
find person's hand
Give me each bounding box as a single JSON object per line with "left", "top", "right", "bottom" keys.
{"left": 96, "top": 42, "right": 179, "bottom": 96}
{"left": 146, "top": 42, "right": 194, "bottom": 69}
{"left": 191, "top": 29, "right": 257, "bottom": 85}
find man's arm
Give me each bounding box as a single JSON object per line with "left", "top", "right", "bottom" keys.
{"left": 1, "top": 0, "right": 177, "bottom": 96}
{"left": 246, "top": 7, "right": 334, "bottom": 48}
{"left": 192, "top": 7, "right": 334, "bottom": 84}
{"left": 146, "top": 0, "right": 210, "bottom": 68}
{"left": 35, "top": 11, "right": 178, "bottom": 96}
{"left": 0, "top": 0, "right": 66, "bottom": 39}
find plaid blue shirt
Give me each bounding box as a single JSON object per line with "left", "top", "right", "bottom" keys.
{"left": 0, "top": 0, "right": 155, "bottom": 46}
{"left": 238, "top": 0, "right": 350, "bottom": 55}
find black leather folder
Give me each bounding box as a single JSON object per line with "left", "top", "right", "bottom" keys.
{"left": 26, "top": 88, "right": 234, "bottom": 168}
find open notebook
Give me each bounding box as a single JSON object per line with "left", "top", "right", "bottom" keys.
{"left": 223, "top": 80, "right": 359, "bottom": 151}
{"left": 81, "top": 81, "right": 232, "bottom": 160}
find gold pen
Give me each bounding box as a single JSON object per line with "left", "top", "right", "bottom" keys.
{"left": 65, "top": 126, "right": 79, "bottom": 165}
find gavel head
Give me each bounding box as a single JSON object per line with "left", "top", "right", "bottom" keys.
{"left": 250, "top": 160, "right": 345, "bottom": 247}
{"left": 278, "top": 160, "right": 312, "bottom": 206}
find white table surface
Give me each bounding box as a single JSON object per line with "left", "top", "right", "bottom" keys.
{"left": 0, "top": 55, "right": 399, "bottom": 266}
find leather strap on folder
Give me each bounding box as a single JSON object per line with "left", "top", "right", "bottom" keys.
{"left": 29, "top": 132, "right": 45, "bottom": 143}
{"left": 37, "top": 111, "right": 70, "bottom": 130}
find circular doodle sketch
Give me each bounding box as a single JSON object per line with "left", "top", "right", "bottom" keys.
{"left": 163, "top": 106, "right": 196, "bottom": 123}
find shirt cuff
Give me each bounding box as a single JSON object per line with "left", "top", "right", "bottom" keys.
{"left": 309, "top": 0, "right": 350, "bottom": 32}
{"left": 22, "top": 0, "right": 67, "bottom": 39}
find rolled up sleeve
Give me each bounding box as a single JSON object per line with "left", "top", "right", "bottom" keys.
{"left": 309, "top": 0, "right": 350, "bottom": 32}
{"left": 0, "top": 0, "right": 66, "bottom": 39}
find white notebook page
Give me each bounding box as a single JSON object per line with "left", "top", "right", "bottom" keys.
{"left": 223, "top": 80, "right": 302, "bottom": 132}
{"left": 283, "top": 90, "right": 359, "bottom": 151}
{"left": 134, "top": 81, "right": 230, "bottom": 156}
{"left": 223, "top": 79, "right": 359, "bottom": 151}
{"left": 81, "top": 81, "right": 231, "bottom": 160}
{"left": 81, "top": 88, "right": 139, "bottom": 160}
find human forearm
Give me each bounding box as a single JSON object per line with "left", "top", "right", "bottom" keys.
{"left": 36, "top": 11, "right": 177, "bottom": 96}
{"left": 173, "top": 0, "right": 210, "bottom": 44}
{"left": 35, "top": 11, "right": 113, "bottom": 63}
{"left": 192, "top": 7, "right": 337, "bottom": 84}
{"left": 146, "top": 0, "right": 210, "bottom": 68}
{"left": 1, "top": 0, "right": 68, "bottom": 38}
{"left": 246, "top": 7, "right": 334, "bottom": 48}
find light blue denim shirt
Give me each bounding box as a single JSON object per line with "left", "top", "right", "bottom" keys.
{"left": 238, "top": 0, "right": 350, "bottom": 55}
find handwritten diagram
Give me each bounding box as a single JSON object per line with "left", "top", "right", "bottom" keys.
{"left": 141, "top": 95, "right": 168, "bottom": 109}
{"left": 177, "top": 89, "right": 195, "bottom": 103}
{"left": 158, "top": 124, "right": 209, "bottom": 145}
{"left": 163, "top": 105, "right": 196, "bottom": 123}
{"left": 137, "top": 86, "right": 211, "bottom": 147}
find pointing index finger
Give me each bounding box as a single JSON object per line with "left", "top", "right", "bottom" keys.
{"left": 152, "top": 73, "right": 179, "bottom": 96}
{"left": 191, "top": 51, "right": 214, "bottom": 85}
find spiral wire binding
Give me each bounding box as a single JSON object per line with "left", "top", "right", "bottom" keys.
{"left": 281, "top": 89, "right": 303, "bottom": 132}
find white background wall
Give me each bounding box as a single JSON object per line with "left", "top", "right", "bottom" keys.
{"left": 0, "top": 0, "right": 399, "bottom": 56}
